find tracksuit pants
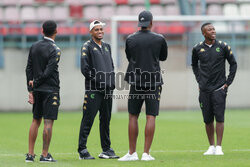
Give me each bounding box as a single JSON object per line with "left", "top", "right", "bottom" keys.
{"left": 78, "top": 90, "right": 113, "bottom": 153}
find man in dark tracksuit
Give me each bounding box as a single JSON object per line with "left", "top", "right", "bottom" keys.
{"left": 25, "top": 20, "right": 60, "bottom": 162}
{"left": 78, "top": 20, "right": 119, "bottom": 160}
{"left": 192, "top": 23, "right": 237, "bottom": 155}
{"left": 118, "top": 11, "right": 168, "bottom": 161}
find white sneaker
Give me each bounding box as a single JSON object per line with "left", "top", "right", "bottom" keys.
{"left": 215, "top": 146, "right": 224, "bottom": 155}
{"left": 118, "top": 152, "right": 139, "bottom": 161}
{"left": 203, "top": 145, "right": 215, "bottom": 155}
{"left": 141, "top": 153, "right": 155, "bottom": 161}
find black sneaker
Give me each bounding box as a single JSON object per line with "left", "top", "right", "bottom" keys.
{"left": 25, "top": 153, "right": 35, "bottom": 162}
{"left": 40, "top": 153, "right": 57, "bottom": 162}
{"left": 79, "top": 149, "right": 95, "bottom": 160}
{"left": 99, "top": 148, "right": 119, "bottom": 159}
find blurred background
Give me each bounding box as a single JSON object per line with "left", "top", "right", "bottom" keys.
{"left": 0, "top": 0, "right": 250, "bottom": 111}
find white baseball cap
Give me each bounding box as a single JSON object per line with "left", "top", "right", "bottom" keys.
{"left": 89, "top": 20, "right": 106, "bottom": 31}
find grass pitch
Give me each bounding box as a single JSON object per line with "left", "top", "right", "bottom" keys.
{"left": 0, "top": 110, "right": 250, "bottom": 167}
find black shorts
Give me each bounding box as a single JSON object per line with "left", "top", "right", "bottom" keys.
{"left": 128, "top": 85, "right": 162, "bottom": 116}
{"left": 33, "top": 91, "right": 60, "bottom": 120}
{"left": 199, "top": 88, "right": 227, "bottom": 124}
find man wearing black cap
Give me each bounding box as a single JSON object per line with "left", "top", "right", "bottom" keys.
{"left": 25, "top": 20, "right": 61, "bottom": 163}
{"left": 118, "top": 11, "right": 168, "bottom": 161}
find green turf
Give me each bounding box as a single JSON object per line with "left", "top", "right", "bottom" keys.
{"left": 0, "top": 110, "right": 250, "bottom": 167}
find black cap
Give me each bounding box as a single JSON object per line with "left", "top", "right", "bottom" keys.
{"left": 42, "top": 20, "right": 57, "bottom": 36}
{"left": 138, "top": 10, "right": 153, "bottom": 27}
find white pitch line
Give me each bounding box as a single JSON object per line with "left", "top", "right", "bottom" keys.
{"left": 1, "top": 149, "right": 250, "bottom": 157}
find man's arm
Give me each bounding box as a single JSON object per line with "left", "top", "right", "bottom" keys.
{"left": 224, "top": 45, "right": 237, "bottom": 86}
{"left": 34, "top": 47, "right": 60, "bottom": 87}
{"left": 81, "top": 44, "right": 95, "bottom": 80}
{"left": 108, "top": 44, "right": 114, "bottom": 70}
{"left": 25, "top": 46, "right": 33, "bottom": 92}
{"left": 159, "top": 37, "right": 168, "bottom": 61}
{"left": 191, "top": 47, "right": 200, "bottom": 84}
{"left": 125, "top": 38, "right": 132, "bottom": 61}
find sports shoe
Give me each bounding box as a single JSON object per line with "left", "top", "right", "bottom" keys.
{"left": 25, "top": 153, "right": 35, "bottom": 162}
{"left": 215, "top": 146, "right": 224, "bottom": 155}
{"left": 79, "top": 149, "right": 95, "bottom": 160}
{"left": 40, "top": 153, "right": 57, "bottom": 162}
{"left": 141, "top": 153, "right": 155, "bottom": 161}
{"left": 99, "top": 148, "right": 119, "bottom": 159}
{"left": 118, "top": 152, "right": 139, "bottom": 161}
{"left": 203, "top": 145, "right": 215, "bottom": 155}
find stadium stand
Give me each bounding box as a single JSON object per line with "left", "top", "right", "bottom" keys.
{"left": 52, "top": 6, "right": 69, "bottom": 21}
{"left": 19, "top": 0, "right": 34, "bottom": 5}
{"left": 0, "top": 0, "right": 249, "bottom": 40}
{"left": 239, "top": 3, "right": 250, "bottom": 16}
{"left": 69, "top": 5, "right": 83, "bottom": 18}
{"left": 98, "top": 0, "right": 114, "bottom": 5}
{"left": 165, "top": 5, "right": 180, "bottom": 15}
{"left": 2, "top": 0, "right": 17, "bottom": 5}
{"left": 223, "top": 3, "right": 239, "bottom": 16}
{"left": 116, "top": 5, "right": 131, "bottom": 15}
{"left": 4, "top": 7, "right": 20, "bottom": 22}
{"left": 21, "top": 7, "right": 37, "bottom": 22}
{"left": 129, "top": 0, "right": 144, "bottom": 5}
{"left": 100, "top": 6, "right": 115, "bottom": 20}
{"left": 150, "top": 5, "right": 164, "bottom": 15}
{"left": 207, "top": 4, "right": 223, "bottom": 15}
{"left": 83, "top": 6, "right": 100, "bottom": 20}
{"left": 37, "top": 6, "right": 52, "bottom": 21}
{"left": 115, "top": 0, "right": 128, "bottom": 5}
{"left": 131, "top": 5, "right": 145, "bottom": 15}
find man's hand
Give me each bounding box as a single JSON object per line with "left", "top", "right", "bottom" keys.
{"left": 222, "top": 84, "right": 228, "bottom": 90}
{"left": 28, "top": 92, "right": 35, "bottom": 104}
{"left": 29, "top": 80, "right": 34, "bottom": 88}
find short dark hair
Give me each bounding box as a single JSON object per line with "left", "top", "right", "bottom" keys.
{"left": 201, "top": 22, "right": 212, "bottom": 32}
{"left": 42, "top": 20, "right": 57, "bottom": 37}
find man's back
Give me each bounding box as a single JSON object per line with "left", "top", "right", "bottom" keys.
{"left": 26, "top": 38, "right": 61, "bottom": 92}
{"left": 125, "top": 30, "right": 168, "bottom": 87}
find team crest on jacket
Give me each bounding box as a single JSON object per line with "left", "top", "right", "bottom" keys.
{"left": 216, "top": 47, "right": 220, "bottom": 52}
{"left": 105, "top": 47, "right": 109, "bottom": 52}
{"left": 200, "top": 48, "right": 205, "bottom": 52}
{"left": 93, "top": 47, "right": 98, "bottom": 51}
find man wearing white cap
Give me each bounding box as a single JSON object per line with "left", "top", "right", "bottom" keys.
{"left": 78, "top": 20, "right": 119, "bottom": 159}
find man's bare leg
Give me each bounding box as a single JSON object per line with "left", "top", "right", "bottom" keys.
{"left": 216, "top": 122, "right": 224, "bottom": 146}
{"left": 42, "top": 119, "right": 54, "bottom": 157}
{"left": 28, "top": 118, "right": 42, "bottom": 156}
{"left": 205, "top": 122, "right": 215, "bottom": 145}
{"left": 144, "top": 115, "right": 155, "bottom": 154}
{"left": 129, "top": 113, "right": 139, "bottom": 154}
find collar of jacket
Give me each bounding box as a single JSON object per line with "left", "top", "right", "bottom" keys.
{"left": 202, "top": 39, "right": 218, "bottom": 48}
{"left": 90, "top": 38, "right": 103, "bottom": 48}
{"left": 43, "top": 36, "right": 55, "bottom": 43}
{"left": 139, "top": 29, "right": 151, "bottom": 33}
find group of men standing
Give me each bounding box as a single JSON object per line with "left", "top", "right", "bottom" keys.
{"left": 25, "top": 10, "right": 237, "bottom": 163}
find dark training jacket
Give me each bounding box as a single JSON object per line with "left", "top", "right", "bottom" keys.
{"left": 26, "top": 37, "right": 61, "bottom": 92}
{"left": 192, "top": 40, "right": 237, "bottom": 92}
{"left": 81, "top": 39, "right": 115, "bottom": 90}
{"left": 124, "top": 30, "right": 168, "bottom": 87}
